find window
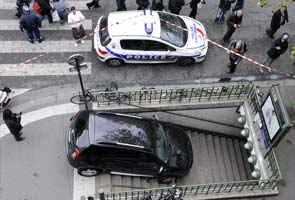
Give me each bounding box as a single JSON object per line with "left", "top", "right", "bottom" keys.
{"left": 99, "top": 16, "right": 111, "bottom": 46}
{"left": 145, "top": 40, "right": 169, "bottom": 51}
{"left": 74, "top": 112, "right": 89, "bottom": 139}
{"left": 120, "top": 40, "right": 145, "bottom": 50}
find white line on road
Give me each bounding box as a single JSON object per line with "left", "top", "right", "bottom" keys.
{"left": 0, "top": 20, "right": 92, "bottom": 30}
{"left": 0, "top": 103, "right": 79, "bottom": 138}
{"left": 9, "top": 88, "right": 31, "bottom": 98}
{"left": 0, "top": 40, "right": 92, "bottom": 53}
{"left": 73, "top": 169, "right": 96, "bottom": 200}
{"left": 0, "top": 62, "right": 92, "bottom": 76}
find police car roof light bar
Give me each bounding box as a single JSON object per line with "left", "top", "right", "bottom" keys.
{"left": 144, "top": 8, "right": 153, "bottom": 34}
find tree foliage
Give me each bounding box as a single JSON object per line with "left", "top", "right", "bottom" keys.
{"left": 257, "top": 0, "right": 295, "bottom": 60}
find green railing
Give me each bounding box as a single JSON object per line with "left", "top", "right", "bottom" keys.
{"left": 91, "top": 83, "right": 255, "bottom": 106}
{"left": 100, "top": 149, "right": 281, "bottom": 200}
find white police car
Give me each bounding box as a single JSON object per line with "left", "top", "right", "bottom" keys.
{"left": 94, "top": 10, "right": 208, "bottom": 67}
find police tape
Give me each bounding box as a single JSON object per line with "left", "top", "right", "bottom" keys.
{"left": 14, "top": 12, "right": 295, "bottom": 80}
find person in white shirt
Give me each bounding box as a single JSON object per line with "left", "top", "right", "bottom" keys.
{"left": 68, "top": 6, "right": 86, "bottom": 47}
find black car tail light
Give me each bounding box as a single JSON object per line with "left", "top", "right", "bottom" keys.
{"left": 71, "top": 148, "right": 80, "bottom": 159}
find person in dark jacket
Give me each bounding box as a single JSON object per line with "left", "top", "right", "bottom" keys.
{"left": 20, "top": 6, "right": 43, "bottom": 43}
{"left": 231, "top": 0, "right": 244, "bottom": 13}
{"left": 15, "top": 0, "right": 30, "bottom": 18}
{"left": 3, "top": 109, "right": 24, "bottom": 142}
{"left": 261, "top": 33, "right": 289, "bottom": 73}
{"left": 266, "top": 6, "right": 288, "bottom": 39}
{"left": 36, "top": 0, "right": 53, "bottom": 23}
{"left": 136, "top": 0, "right": 149, "bottom": 10}
{"left": 168, "top": 0, "right": 185, "bottom": 15}
{"left": 152, "top": 0, "right": 164, "bottom": 11}
{"left": 222, "top": 9, "right": 243, "bottom": 42}
{"left": 226, "top": 40, "right": 246, "bottom": 74}
{"left": 116, "top": 0, "right": 127, "bottom": 11}
{"left": 214, "top": 0, "right": 235, "bottom": 24}
{"left": 189, "top": 0, "right": 200, "bottom": 19}
{"left": 86, "top": 0, "right": 100, "bottom": 10}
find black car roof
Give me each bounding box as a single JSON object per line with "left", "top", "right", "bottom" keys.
{"left": 88, "top": 112, "right": 154, "bottom": 150}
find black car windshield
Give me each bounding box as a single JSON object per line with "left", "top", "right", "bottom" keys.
{"left": 158, "top": 12, "right": 187, "bottom": 47}
{"left": 153, "top": 122, "right": 169, "bottom": 163}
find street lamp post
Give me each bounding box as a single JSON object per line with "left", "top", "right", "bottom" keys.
{"left": 67, "top": 54, "right": 88, "bottom": 110}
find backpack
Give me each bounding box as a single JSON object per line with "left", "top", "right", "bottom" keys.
{"left": 32, "top": 1, "right": 43, "bottom": 14}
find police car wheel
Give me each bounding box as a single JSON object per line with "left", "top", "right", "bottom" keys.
{"left": 177, "top": 58, "right": 195, "bottom": 66}
{"left": 106, "top": 58, "right": 124, "bottom": 67}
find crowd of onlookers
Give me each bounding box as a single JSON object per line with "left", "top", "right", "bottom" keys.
{"left": 15, "top": 0, "right": 293, "bottom": 72}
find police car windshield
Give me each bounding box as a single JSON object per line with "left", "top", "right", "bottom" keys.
{"left": 158, "top": 12, "right": 187, "bottom": 47}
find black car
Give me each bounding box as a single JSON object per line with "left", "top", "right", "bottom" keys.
{"left": 65, "top": 111, "right": 193, "bottom": 182}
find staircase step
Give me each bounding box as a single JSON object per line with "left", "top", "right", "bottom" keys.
{"left": 233, "top": 139, "right": 248, "bottom": 180}
{"left": 226, "top": 138, "right": 241, "bottom": 181}
{"left": 220, "top": 137, "right": 234, "bottom": 181}
{"left": 112, "top": 175, "right": 122, "bottom": 192}
{"left": 121, "top": 176, "right": 132, "bottom": 191}
{"left": 239, "top": 140, "right": 253, "bottom": 180}
{"left": 206, "top": 135, "right": 221, "bottom": 183}
{"left": 213, "top": 136, "right": 228, "bottom": 182}
{"left": 198, "top": 133, "right": 213, "bottom": 183}
{"left": 131, "top": 177, "right": 142, "bottom": 189}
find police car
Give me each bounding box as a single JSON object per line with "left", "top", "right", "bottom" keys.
{"left": 94, "top": 10, "right": 208, "bottom": 67}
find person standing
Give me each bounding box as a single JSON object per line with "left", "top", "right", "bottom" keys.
{"left": 214, "top": 0, "right": 235, "bottom": 24}
{"left": 261, "top": 33, "right": 289, "bottom": 73}
{"left": 231, "top": 0, "right": 244, "bottom": 13}
{"left": 20, "top": 6, "right": 43, "bottom": 43}
{"left": 15, "top": 0, "right": 30, "bottom": 18}
{"left": 86, "top": 0, "right": 100, "bottom": 10}
{"left": 68, "top": 7, "right": 86, "bottom": 47}
{"left": 116, "top": 0, "right": 127, "bottom": 11}
{"left": 36, "top": 0, "right": 53, "bottom": 23}
{"left": 168, "top": 0, "right": 185, "bottom": 15}
{"left": 222, "top": 9, "right": 243, "bottom": 42}
{"left": 136, "top": 0, "right": 149, "bottom": 10}
{"left": 266, "top": 6, "right": 288, "bottom": 39}
{"left": 189, "top": 0, "right": 200, "bottom": 19}
{"left": 3, "top": 109, "right": 24, "bottom": 142}
{"left": 226, "top": 40, "right": 246, "bottom": 74}
{"left": 152, "top": 0, "right": 164, "bottom": 11}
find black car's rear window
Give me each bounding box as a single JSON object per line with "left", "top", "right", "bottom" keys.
{"left": 93, "top": 114, "right": 153, "bottom": 148}
{"left": 74, "top": 111, "right": 89, "bottom": 139}
{"left": 99, "top": 16, "right": 111, "bottom": 46}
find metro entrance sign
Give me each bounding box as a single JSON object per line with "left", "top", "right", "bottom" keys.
{"left": 257, "top": 85, "right": 292, "bottom": 155}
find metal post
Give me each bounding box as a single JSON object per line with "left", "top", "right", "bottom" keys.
{"left": 75, "top": 56, "right": 88, "bottom": 110}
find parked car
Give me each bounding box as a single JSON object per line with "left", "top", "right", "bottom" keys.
{"left": 65, "top": 111, "right": 193, "bottom": 182}
{"left": 94, "top": 10, "right": 208, "bottom": 67}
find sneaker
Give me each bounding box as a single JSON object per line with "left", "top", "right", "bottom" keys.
{"left": 38, "top": 37, "right": 43, "bottom": 43}
{"left": 17, "top": 137, "right": 25, "bottom": 141}
{"left": 75, "top": 43, "right": 78, "bottom": 47}
{"left": 94, "top": 5, "right": 101, "bottom": 8}
{"left": 81, "top": 40, "right": 85, "bottom": 44}
{"left": 28, "top": 39, "right": 34, "bottom": 44}
{"left": 268, "top": 68, "right": 271, "bottom": 72}
{"left": 260, "top": 68, "right": 264, "bottom": 73}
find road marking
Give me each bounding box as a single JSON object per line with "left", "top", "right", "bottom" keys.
{"left": 0, "top": 103, "right": 79, "bottom": 138}
{"left": 73, "top": 170, "right": 96, "bottom": 200}
{"left": 0, "top": 62, "right": 92, "bottom": 76}
{"left": 0, "top": 20, "right": 92, "bottom": 30}
{"left": 0, "top": 40, "right": 92, "bottom": 53}
{"left": 9, "top": 88, "right": 31, "bottom": 98}
{"left": 3, "top": 1, "right": 90, "bottom": 10}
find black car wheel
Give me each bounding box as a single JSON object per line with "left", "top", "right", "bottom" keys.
{"left": 106, "top": 58, "right": 124, "bottom": 67}
{"left": 78, "top": 167, "right": 102, "bottom": 177}
{"left": 177, "top": 57, "right": 195, "bottom": 66}
{"left": 158, "top": 177, "right": 176, "bottom": 184}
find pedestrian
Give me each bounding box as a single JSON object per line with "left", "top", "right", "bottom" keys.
{"left": 214, "top": 0, "right": 235, "bottom": 24}
{"left": 188, "top": 0, "right": 200, "bottom": 19}
{"left": 19, "top": 6, "right": 43, "bottom": 43}
{"left": 168, "top": 0, "right": 185, "bottom": 15}
{"left": 152, "top": 0, "right": 164, "bottom": 11}
{"left": 52, "top": 0, "right": 69, "bottom": 25}
{"left": 36, "top": 0, "right": 53, "bottom": 24}
{"left": 266, "top": 6, "right": 288, "bottom": 39}
{"left": 3, "top": 109, "right": 24, "bottom": 142}
{"left": 226, "top": 40, "right": 246, "bottom": 74}
{"left": 261, "top": 33, "right": 289, "bottom": 73}
{"left": 116, "top": 0, "right": 127, "bottom": 11}
{"left": 222, "top": 9, "right": 243, "bottom": 42}
{"left": 136, "top": 0, "right": 149, "bottom": 10}
{"left": 86, "top": 0, "right": 100, "bottom": 10}
{"left": 68, "top": 7, "right": 86, "bottom": 47}
{"left": 231, "top": 0, "right": 244, "bottom": 13}
{"left": 15, "top": 0, "right": 30, "bottom": 18}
